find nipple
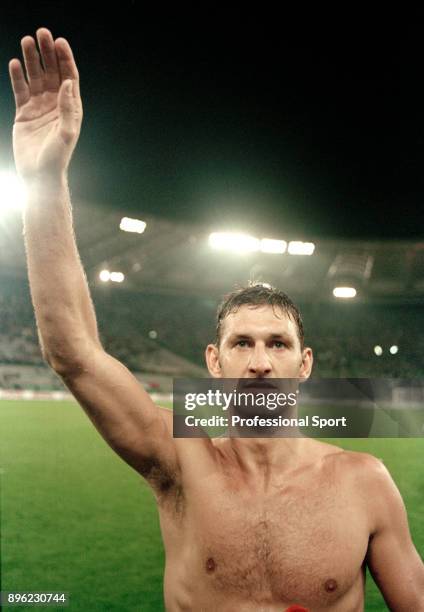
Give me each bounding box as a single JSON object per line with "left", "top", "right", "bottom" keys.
{"left": 324, "top": 578, "right": 338, "bottom": 592}
{"left": 205, "top": 557, "right": 216, "bottom": 573}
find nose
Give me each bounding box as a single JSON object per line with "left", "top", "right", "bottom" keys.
{"left": 248, "top": 344, "right": 272, "bottom": 376}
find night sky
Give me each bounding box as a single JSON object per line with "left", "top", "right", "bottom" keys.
{"left": 1, "top": 4, "right": 424, "bottom": 240}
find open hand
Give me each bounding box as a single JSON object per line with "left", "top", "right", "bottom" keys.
{"left": 9, "top": 28, "right": 83, "bottom": 182}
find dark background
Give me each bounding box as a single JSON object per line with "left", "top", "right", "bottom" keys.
{"left": 1, "top": 3, "right": 423, "bottom": 240}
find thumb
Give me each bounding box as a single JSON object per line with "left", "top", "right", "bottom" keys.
{"left": 58, "top": 79, "right": 78, "bottom": 142}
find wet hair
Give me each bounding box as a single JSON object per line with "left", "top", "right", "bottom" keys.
{"left": 215, "top": 282, "right": 304, "bottom": 349}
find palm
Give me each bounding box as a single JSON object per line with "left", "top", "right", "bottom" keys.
{"left": 9, "top": 28, "right": 82, "bottom": 180}
{"left": 13, "top": 92, "right": 62, "bottom": 177}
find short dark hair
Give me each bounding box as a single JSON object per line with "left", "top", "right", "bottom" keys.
{"left": 215, "top": 283, "right": 305, "bottom": 349}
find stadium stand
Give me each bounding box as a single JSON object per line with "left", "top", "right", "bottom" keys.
{"left": 0, "top": 274, "right": 423, "bottom": 393}
{"left": 0, "top": 276, "right": 205, "bottom": 392}
{"left": 1, "top": 203, "right": 423, "bottom": 388}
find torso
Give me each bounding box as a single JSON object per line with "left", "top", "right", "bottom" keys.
{"left": 154, "top": 438, "right": 371, "bottom": 612}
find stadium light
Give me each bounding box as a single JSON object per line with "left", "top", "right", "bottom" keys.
{"left": 374, "top": 345, "right": 383, "bottom": 356}
{"left": 333, "top": 287, "right": 357, "bottom": 299}
{"left": 390, "top": 345, "right": 399, "bottom": 355}
{"left": 110, "top": 272, "right": 125, "bottom": 283}
{"left": 99, "top": 270, "right": 125, "bottom": 283}
{"left": 288, "top": 241, "right": 315, "bottom": 255}
{"left": 99, "top": 270, "right": 110, "bottom": 282}
{"left": 260, "top": 238, "right": 287, "bottom": 254}
{"left": 209, "top": 232, "right": 260, "bottom": 253}
{"left": 209, "top": 233, "right": 315, "bottom": 256}
{"left": 120, "top": 217, "right": 146, "bottom": 234}
{"left": 0, "top": 170, "right": 27, "bottom": 216}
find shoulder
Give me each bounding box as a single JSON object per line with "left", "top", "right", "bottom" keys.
{"left": 317, "top": 443, "right": 384, "bottom": 473}
{"left": 316, "top": 443, "right": 392, "bottom": 489}
{"left": 329, "top": 449, "right": 406, "bottom": 532}
{"left": 324, "top": 446, "right": 392, "bottom": 485}
{"left": 334, "top": 449, "right": 393, "bottom": 487}
{"left": 318, "top": 446, "right": 405, "bottom": 531}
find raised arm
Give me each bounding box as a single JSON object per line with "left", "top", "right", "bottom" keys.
{"left": 9, "top": 29, "right": 96, "bottom": 360}
{"left": 8, "top": 28, "right": 179, "bottom": 494}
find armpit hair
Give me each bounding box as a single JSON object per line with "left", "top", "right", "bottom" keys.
{"left": 138, "top": 456, "right": 175, "bottom": 490}
{"left": 139, "top": 456, "right": 184, "bottom": 513}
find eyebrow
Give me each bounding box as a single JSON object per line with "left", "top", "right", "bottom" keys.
{"left": 228, "top": 332, "right": 294, "bottom": 344}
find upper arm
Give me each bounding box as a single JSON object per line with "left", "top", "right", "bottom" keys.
{"left": 364, "top": 455, "right": 424, "bottom": 611}
{"left": 55, "top": 344, "right": 179, "bottom": 492}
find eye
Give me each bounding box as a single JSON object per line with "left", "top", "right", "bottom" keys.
{"left": 236, "top": 340, "right": 249, "bottom": 347}
{"left": 272, "top": 341, "right": 285, "bottom": 349}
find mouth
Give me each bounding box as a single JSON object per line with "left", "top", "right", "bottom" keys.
{"left": 240, "top": 380, "right": 278, "bottom": 391}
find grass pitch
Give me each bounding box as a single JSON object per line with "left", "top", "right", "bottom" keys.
{"left": 0, "top": 399, "right": 423, "bottom": 611}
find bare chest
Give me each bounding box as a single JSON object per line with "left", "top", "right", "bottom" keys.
{"left": 163, "top": 470, "right": 369, "bottom": 608}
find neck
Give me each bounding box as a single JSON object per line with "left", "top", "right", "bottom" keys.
{"left": 228, "top": 436, "right": 308, "bottom": 478}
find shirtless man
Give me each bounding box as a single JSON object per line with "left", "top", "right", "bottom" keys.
{"left": 9, "top": 28, "right": 424, "bottom": 611}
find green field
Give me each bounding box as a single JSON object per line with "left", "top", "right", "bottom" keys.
{"left": 1, "top": 400, "right": 423, "bottom": 611}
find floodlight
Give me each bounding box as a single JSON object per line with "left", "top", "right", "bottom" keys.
{"left": 209, "top": 232, "right": 260, "bottom": 253}
{"left": 333, "top": 287, "right": 357, "bottom": 299}
{"left": 120, "top": 217, "right": 146, "bottom": 234}
{"left": 288, "top": 241, "right": 315, "bottom": 255}
{"left": 390, "top": 345, "right": 398, "bottom": 355}
{"left": 0, "top": 170, "right": 27, "bottom": 216}
{"left": 260, "top": 238, "right": 287, "bottom": 254}
{"left": 374, "top": 345, "right": 383, "bottom": 356}
{"left": 99, "top": 270, "right": 110, "bottom": 282}
{"left": 110, "top": 272, "right": 125, "bottom": 283}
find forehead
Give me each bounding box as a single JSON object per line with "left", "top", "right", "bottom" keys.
{"left": 220, "top": 304, "right": 297, "bottom": 339}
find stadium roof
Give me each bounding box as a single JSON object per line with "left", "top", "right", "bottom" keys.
{"left": 1, "top": 201, "right": 423, "bottom": 304}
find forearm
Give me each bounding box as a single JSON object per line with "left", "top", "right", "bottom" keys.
{"left": 23, "top": 173, "right": 101, "bottom": 368}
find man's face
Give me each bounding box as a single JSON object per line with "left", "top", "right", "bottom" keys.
{"left": 206, "top": 304, "right": 313, "bottom": 380}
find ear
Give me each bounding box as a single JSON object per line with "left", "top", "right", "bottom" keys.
{"left": 299, "top": 347, "right": 313, "bottom": 381}
{"left": 205, "top": 343, "right": 222, "bottom": 378}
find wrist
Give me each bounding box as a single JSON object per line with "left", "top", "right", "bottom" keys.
{"left": 24, "top": 172, "right": 69, "bottom": 196}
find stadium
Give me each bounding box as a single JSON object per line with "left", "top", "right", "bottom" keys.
{"left": 1, "top": 6, "right": 424, "bottom": 612}
{"left": 1, "top": 190, "right": 423, "bottom": 610}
